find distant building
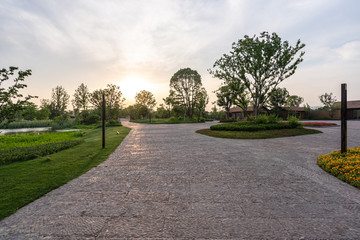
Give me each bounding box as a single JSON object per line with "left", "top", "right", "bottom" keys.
{"left": 334, "top": 100, "right": 360, "bottom": 119}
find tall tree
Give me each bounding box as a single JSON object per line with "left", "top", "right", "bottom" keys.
{"left": 135, "top": 90, "right": 157, "bottom": 112}
{"left": 0, "top": 66, "right": 36, "bottom": 123}
{"left": 170, "top": 68, "right": 204, "bottom": 118}
{"left": 214, "top": 85, "right": 233, "bottom": 118}
{"left": 90, "top": 84, "right": 125, "bottom": 120}
{"left": 50, "top": 86, "right": 70, "bottom": 118}
{"left": 268, "top": 87, "right": 290, "bottom": 115}
{"left": 73, "top": 83, "right": 90, "bottom": 113}
{"left": 209, "top": 31, "right": 305, "bottom": 117}
{"left": 104, "top": 84, "right": 125, "bottom": 120}
{"left": 194, "top": 87, "right": 209, "bottom": 120}
{"left": 319, "top": 92, "right": 337, "bottom": 110}
{"left": 286, "top": 95, "right": 304, "bottom": 107}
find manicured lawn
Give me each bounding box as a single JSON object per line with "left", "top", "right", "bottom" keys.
{"left": 0, "top": 126, "right": 130, "bottom": 220}
{"left": 318, "top": 146, "right": 360, "bottom": 188}
{"left": 196, "top": 128, "right": 322, "bottom": 139}
{"left": 131, "top": 118, "right": 204, "bottom": 124}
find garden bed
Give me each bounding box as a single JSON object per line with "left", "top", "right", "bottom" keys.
{"left": 318, "top": 146, "right": 360, "bottom": 188}
{"left": 197, "top": 128, "right": 321, "bottom": 139}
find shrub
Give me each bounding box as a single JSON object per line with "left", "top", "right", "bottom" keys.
{"left": 169, "top": 116, "right": 177, "bottom": 122}
{"left": 106, "top": 120, "right": 122, "bottom": 127}
{"left": 219, "top": 118, "right": 237, "bottom": 123}
{"left": 268, "top": 114, "right": 281, "bottom": 123}
{"left": 254, "top": 114, "right": 268, "bottom": 124}
{"left": 287, "top": 116, "right": 301, "bottom": 128}
{"left": 0, "top": 139, "right": 84, "bottom": 165}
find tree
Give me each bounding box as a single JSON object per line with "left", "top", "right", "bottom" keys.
{"left": 268, "top": 88, "right": 289, "bottom": 113}
{"left": 194, "top": 87, "right": 209, "bottom": 120}
{"left": 49, "top": 86, "right": 70, "bottom": 118}
{"left": 209, "top": 31, "right": 305, "bottom": 117}
{"left": 319, "top": 92, "right": 337, "bottom": 110}
{"left": 89, "top": 89, "right": 104, "bottom": 112}
{"left": 170, "top": 68, "right": 204, "bottom": 118}
{"left": 214, "top": 85, "right": 233, "bottom": 118}
{"left": 90, "top": 84, "right": 125, "bottom": 120}
{"left": 135, "top": 90, "right": 156, "bottom": 112}
{"left": 104, "top": 84, "right": 125, "bottom": 120}
{"left": 20, "top": 102, "right": 37, "bottom": 120}
{"left": 0, "top": 66, "right": 36, "bottom": 123}
{"left": 285, "top": 95, "right": 304, "bottom": 107}
{"left": 72, "top": 83, "right": 90, "bottom": 114}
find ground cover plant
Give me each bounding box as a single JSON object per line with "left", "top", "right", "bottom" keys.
{"left": 0, "top": 126, "right": 130, "bottom": 220}
{"left": 0, "top": 132, "right": 83, "bottom": 165}
{"left": 131, "top": 117, "right": 205, "bottom": 124}
{"left": 318, "top": 146, "right": 360, "bottom": 188}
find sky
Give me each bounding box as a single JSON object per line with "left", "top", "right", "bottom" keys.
{"left": 1, "top": 0, "right": 360, "bottom": 110}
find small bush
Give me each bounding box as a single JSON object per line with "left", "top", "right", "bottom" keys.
{"left": 268, "top": 114, "right": 281, "bottom": 123}
{"left": 169, "top": 116, "right": 176, "bottom": 122}
{"left": 106, "top": 120, "right": 122, "bottom": 127}
{"left": 254, "top": 114, "right": 268, "bottom": 124}
{"left": 287, "top": 116, "right": 301, "bottom": 128}
{"left": 0, "top": 139, "right": 84, "bottom": 165}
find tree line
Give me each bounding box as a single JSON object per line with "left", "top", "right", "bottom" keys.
{"left": 0, "top": 67, "right": 209, "bottom": 125}
{"left": 2, "top": 31, "right": 342, "bottom": 125}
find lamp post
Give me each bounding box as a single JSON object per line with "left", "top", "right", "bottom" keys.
{"left": 102, "top": 94, "right": 105, "bottom": 149}
{"left": 341, "top": 83, "right": 347, "bottom": 153}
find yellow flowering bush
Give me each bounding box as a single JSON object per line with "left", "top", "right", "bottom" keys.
{"left": 318, "top": 146, "right": 360, "bottom": 188}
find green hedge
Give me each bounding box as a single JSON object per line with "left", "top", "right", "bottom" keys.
{"left": 0, "top": 139, "right": 83, "bottom": 165}
{"left": 210, "top": 121, "right": 301, "bottom": 131}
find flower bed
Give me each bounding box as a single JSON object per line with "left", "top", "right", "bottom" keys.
{"left": 302, "top": 122, "right": 337, "bottom": 127}
{"left": 317, "top": 146, "right": 360, "bottom": 188}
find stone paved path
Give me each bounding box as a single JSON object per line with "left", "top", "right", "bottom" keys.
{"left": 1, "top": 120, "right": 360, "bottom": 239}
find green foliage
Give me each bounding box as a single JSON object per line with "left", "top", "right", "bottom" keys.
{"left": 254, "top": 114, "right": 269, "bottom": 124}
{"left": 0, "top": 66, "right": 37, "bottom": 123}
{"left": 319, "top": 92, "right": 337, "bottom": 110}
{"left": 4, "top": 120, "right": 52, "bottom": 129}
{"left": 209, "top": 31, "right": 305, "bottom": 117}
{"left": 106, "top": 120, "right": 122, "bottom": 127}
{"left": 50, "top": 119, "right": 79, "bottom": 130}
{"left": 287, "top": 116, "right": 300, "bottom": 128}
{"left": 170, "top": 68, "right": 207, "bottom": 118}
{"left": 0, "top": 140, "right": 83, "bottom": 165}
{"left": 0, "top": 131, "right": 81, "bottom": 150}
{"left": 286, "top": 95, "right": 304, "bottom": 107}
{"left": 210, "top": 121, "right": 301, "bottom": 132}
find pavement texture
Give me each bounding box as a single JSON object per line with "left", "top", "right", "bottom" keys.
{"left": 1, "top": 120, "right": 360, "bottom": 239}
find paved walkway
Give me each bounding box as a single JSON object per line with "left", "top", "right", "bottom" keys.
{"left": 1, "top": 120, "right": 360, "bottom": 239}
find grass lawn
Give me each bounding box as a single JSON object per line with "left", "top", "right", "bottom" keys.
{"left": 196, "top": 128, "right": 322, "bottom": 139}
{"left": 318, "top": 146, "right": 360, "bottom": 188}
{"left": 0, "top": 126, "right": 130, "bottom": 220}
{"left": 130, "top": 118, "right": 204, "bottom": 124}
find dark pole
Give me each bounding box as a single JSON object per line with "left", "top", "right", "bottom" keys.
{"left": 341, "top": 83, "right": 347, "bottom": 153}
{"left": 102, "top": 94, "right": 106, "bottom": 149}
